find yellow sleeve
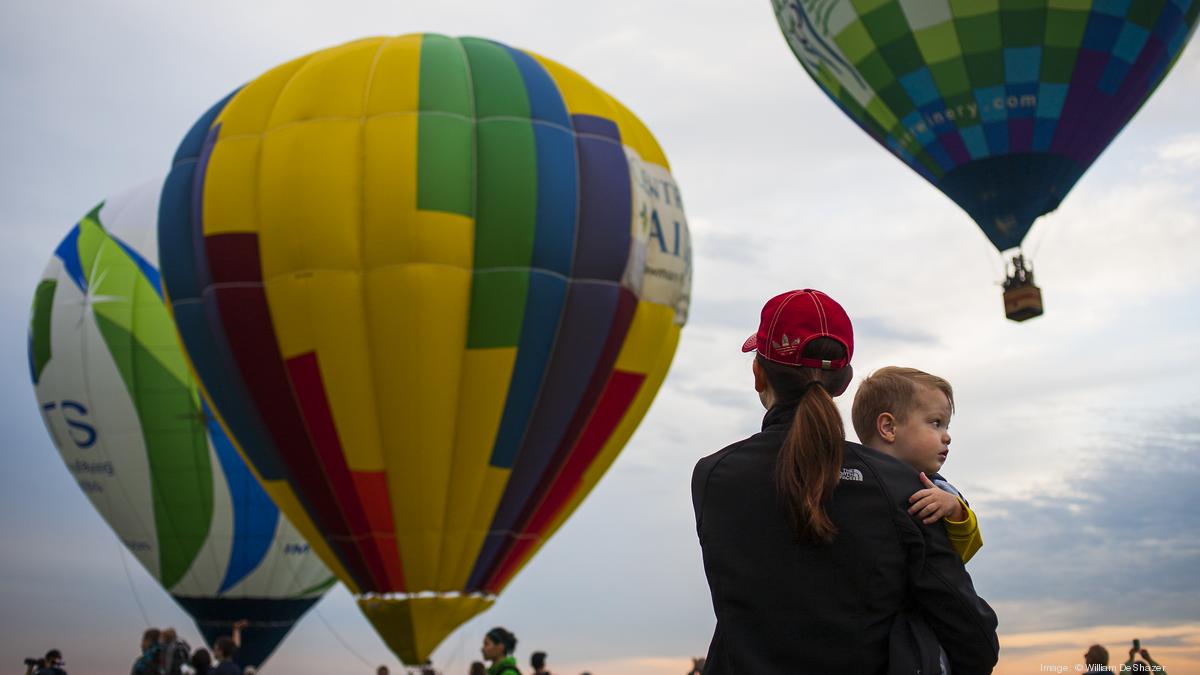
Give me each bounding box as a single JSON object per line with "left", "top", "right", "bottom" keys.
{"left": 943, "top": 499, "right": 982, "bottom": 563}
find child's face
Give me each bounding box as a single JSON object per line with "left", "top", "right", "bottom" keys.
{"left": 891, "top": 384, "right": 952, "bottom": 474}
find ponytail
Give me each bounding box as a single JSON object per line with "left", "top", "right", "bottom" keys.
{"left": 777, "top": 382, "right": 844, "bottom": 543}
{"left": 757, "top": 337, "right": 850, "bottom": 544}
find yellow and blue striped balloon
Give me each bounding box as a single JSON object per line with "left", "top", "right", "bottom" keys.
{"left": 158, "top": 34, "right": 691, "bottom": 663}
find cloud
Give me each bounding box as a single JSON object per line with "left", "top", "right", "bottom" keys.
{"left": 968, "top": 412, "right": 1200, "bottom": 634}
{"left": 1156, "top": 133, "right": 1200, "bottom": 173}
{"left": 853, "top": 315, "right": 940, "bottom": 346}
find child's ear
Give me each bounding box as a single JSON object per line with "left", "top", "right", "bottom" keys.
{"left": 876, "top": 412, "right": 897, "bottom": 444}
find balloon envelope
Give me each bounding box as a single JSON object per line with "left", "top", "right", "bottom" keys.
{"left": 159, "top": 34, "right": 692, "bottom": 663}
{"left": 774, "top": 0, "right": 1198, "bottom": 250}
{"left": 29, "top": 179, "right": 336, "bottom": 668}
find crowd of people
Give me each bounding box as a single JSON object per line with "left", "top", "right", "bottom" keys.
{"left": 22, "top": 620, "right": 251, "bottom": 675}
{"left": 374, "top": 626, "right": 607, "bottom": 675}
{"left": 130, "top": 621, "right": 249, "bottom": 675}
{"left": 389, "top": 627, "right": 564, "bottom": 675}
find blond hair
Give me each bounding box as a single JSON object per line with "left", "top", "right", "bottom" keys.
{"left": 851, "top": 366, "right": 954, "bottom": 445}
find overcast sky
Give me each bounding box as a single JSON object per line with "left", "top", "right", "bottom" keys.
{"left": 2, "top": 1, "right": 1198, "bottom": 673}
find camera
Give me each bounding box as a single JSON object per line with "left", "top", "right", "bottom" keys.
{"left": 24, "top": 658, "right": 45, "bottom": 667}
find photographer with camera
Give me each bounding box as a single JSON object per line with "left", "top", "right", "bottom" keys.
{"left": 1122, "top": 639, "right": 1168, "bottom": 674}
{"left": 23, "top": 649, "right": 67, "bottom": 675}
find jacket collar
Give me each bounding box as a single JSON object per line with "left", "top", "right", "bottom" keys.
{"left": 762, "top": 398, "right": 801, "bottom": 431}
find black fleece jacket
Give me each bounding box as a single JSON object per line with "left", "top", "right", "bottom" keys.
{"left": 692, "top": 402, "right": 999, "bottom": 674}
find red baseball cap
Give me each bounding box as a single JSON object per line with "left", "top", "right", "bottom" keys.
{"left": 741, "top": 289, "right": 854, "bottom": 369}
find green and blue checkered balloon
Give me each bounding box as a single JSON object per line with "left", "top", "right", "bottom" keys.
{"left": 774, "top": 0, "right": 1198, "bottom": 251}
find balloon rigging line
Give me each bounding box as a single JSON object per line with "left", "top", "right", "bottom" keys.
{"left": 117, "top": 538, "right": 152, "bottom": 628}
{"left": 443, "top": 613, "right": 474, "bottom": 673}
{"left": 312, "top": 605, "right": 376, "bottom": 669}
{"left": 1025, "top": 211, "right": 1061, "bottom": 263}
{"left": 973, "top": 235, "right": 1006, "bottom": 285}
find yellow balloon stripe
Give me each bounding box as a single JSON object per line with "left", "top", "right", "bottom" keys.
{"left": 436, "top": 347, "right": 517, "bottom": 591}
{"left": 447, "top": 464, "right": 510, "bottom": 590}
{"left": 264, "top": 39, "right": 379, "bottom": 125}
{"left": 216, "top": 54, "right": 309, "bottom": 137}
{"left": 372, "top": 265, "right": 472, "bottom": 590}
{"left": 364, "top": 35, "right": 422, "bottom": 116}
{"left": 200, "top": 137, "right": 261, "bottom": 237}
{"left": 261, "top": 122, "right": 364, "bottom": 274}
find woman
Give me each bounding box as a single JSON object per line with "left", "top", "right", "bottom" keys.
{"left": 691, "top": 289, "right": 999, "bottom": 674}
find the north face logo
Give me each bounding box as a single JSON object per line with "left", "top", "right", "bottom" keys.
{"left": 840, "top": 468, "right": 863, "bottom": 482}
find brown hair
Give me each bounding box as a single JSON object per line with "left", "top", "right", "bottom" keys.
{"left": 214, "top": 636, "right": 237, "bottom": 660}
{"left": 851, "top": 366, "right": 954, "bottom": 446}
{"left": 757, "top": 337, "right": 851, "bottom": 544}
{"left": 1084, "top": 644, "right": 1109, "bottom": 666}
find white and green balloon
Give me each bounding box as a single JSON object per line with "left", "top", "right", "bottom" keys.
{"left": 28, "top": 178, "right": 335, "bottom": 668}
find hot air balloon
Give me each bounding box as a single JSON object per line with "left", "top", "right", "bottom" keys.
{"left": 29, "top": 178, "right": 336, "bottom": 668}
{"left": 773, "top": 0, "right": 1198, "bottom": 320}
{"left": 158, "top": 34, "right": 691, "bottom": 663}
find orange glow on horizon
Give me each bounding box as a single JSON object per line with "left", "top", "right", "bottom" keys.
{"left": 992, "top": 623, "right": 1200, "bottom": 675}
{"left": 551, "top": 623, "right": 1200, "bottom": 675}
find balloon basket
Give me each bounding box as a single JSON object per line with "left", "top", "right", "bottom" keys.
{"left": 1003, "top": 284, "right": 1043, "bottom": 322}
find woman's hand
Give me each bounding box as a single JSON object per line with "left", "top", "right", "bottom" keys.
{"left": 908, "top": 473, "right": 966, "bottom": 524}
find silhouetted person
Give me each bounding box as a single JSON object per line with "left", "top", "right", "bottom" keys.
{"left": 481, "top": 627, "right": 520, "bottom": 675}
{"left": 190, "top": 648, "right": 213, "bottom": 675}
{"left": 132, "top": 628, "right": 163, "bottom": 675}
{"left": 530, "top": 651, "right": 548, "bottom": 675}
{"left": 1122, "top": 644, "right": 1168, "bottom": 674}
{"left": 34, "top": 649, "right": 67, "bottom": 675}
{"left": 160, "top": 627, "right": 190, "bottom": 675}
{"left": 211, "top": 636, "right": 239, "bottom": 675}
{"left": 210, "top": 618, "right": 247, "bottom": 675}
{"left": 1083, "top": 644, "right": 1110, "bottom": 672}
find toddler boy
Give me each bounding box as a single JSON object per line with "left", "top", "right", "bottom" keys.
{"left": 851, "top": 366, "right": 981, "bottom": 562}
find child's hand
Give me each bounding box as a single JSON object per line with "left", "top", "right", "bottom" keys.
{"left": 908, "top": 472, "right": 965, "bottom": 524}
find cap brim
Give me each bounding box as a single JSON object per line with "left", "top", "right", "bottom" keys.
{"left": 741, "top": 334, "right": 757, "bottom": 352}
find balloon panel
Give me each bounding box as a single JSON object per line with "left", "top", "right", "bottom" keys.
{"left": 160, "top": 34, "right": 690, "bottom": 662}
{"left": 774, "top": 0, "right": 1199, "bottom": 250}
{"left": 30, "top": 179, "right": 335, "bottom": 667}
